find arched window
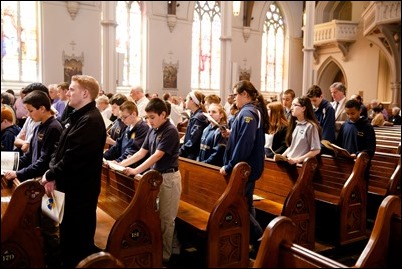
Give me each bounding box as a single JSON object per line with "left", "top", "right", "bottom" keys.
{"left": 191, "top": 1, "right": 221, "bottom": 91}
{"left": 1, "top": 1, "right": 39, "bottom": 83}
{"left": 260, "top": 2, "right": 285, "bottom": 93}
{"left": 116, "top": 1, "right": 142, "bottom": 87}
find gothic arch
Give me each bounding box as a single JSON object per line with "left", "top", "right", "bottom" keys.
{"left": 317, "top": 57, "right": 347, "bottom": 101}
{"left": 255, "top": 1, "right": 301, "bottom": 38}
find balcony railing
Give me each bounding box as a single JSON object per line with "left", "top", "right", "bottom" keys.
{"left": 362, "top": 1, "right": 401, "bottom": 36}
{"left": 313, "top": 20, "right": 358, "bottom": 46}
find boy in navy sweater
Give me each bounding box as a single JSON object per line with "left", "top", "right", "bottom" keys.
{"left": 336, "top": 99, "right": 376, "bottom": 160}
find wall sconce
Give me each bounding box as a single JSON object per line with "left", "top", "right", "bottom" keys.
{"left": 233, "top": 1, "right": 241, "bottom": 16}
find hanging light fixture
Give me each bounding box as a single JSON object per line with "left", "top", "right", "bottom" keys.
{"left": 233, "top": 1, "right": 241, "bottom": 16}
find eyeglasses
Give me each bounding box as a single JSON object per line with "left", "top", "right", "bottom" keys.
{"left": 120, "top": 114, "right": 132, "bottom": 120}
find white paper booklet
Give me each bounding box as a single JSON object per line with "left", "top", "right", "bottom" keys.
{"left": 1, "top": 151, "right": 20, "bottom": 175}
{"left": 41, "top": 190, "right": 65, "bottom": 224}
{"left": 107, "top": 161, "right": 126, "bottom": 172}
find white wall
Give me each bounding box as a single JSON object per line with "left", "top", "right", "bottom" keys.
{"left": 1, "top": 1, "right": 398, "bottom": 107}
{"left": 41, "top": 1, "right": 102, "bottom": 86}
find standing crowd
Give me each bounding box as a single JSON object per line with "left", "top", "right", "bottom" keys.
{"left": 2, "top": 76, "right": 399, "bottom": 267}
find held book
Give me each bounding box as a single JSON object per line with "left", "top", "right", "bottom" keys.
{"left": 321, "top": 140, "right": 354, "bottom": 159}
{"left": 202, "top": 112, "right": 227, "bottom": 131}
{"left": 41, "top": 190, "right": 65, "bottom": 224}
{"left": 107, "top": 161, "right": 126, "bottom": 172}
{"left": 274, "top": 154, "right": 289, "bottom": 162}
{"left": 1, "top": 151, "right": 20, "bottom": 175}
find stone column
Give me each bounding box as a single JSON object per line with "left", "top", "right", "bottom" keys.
{"left": 219, "top": 1, "right": 233, "bottom": 101}
{"left": 101, "top": 2, "right": 118, "bottom": 93}
{"left": 302, "top": 1, "right": 315, "bottom": 94}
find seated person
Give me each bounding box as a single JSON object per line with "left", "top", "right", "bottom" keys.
{"left": 104, "top": 101, "right": 149, "bottom": 165}
{"left": 1, "top": 106, "right": 21, "bottom": 151}
{"left": 371, "top": 106, "right": 387, "bottom": 127}
{"left": 280, "top": 97, "right": 322, "bottom": 164}
{"left": 197, "top": 103, "right": 228, "bottom": 166}
{"left": 264, "top": 101, "right": 288, "bottom": 158}
{"left": 388, "top": 106, "right": 401, "bottom": 125}
{"left": 336, "top": 99, "right": 376, "bottom": 160}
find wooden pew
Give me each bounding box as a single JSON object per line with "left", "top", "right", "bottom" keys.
{"left": 177, "top": 157, "right": 251, "bottom": 268}
{"left": 97, "top": 170, "right": 163, "bottom": 268}
{"left": 252, "top": 216, "right": 348, "bottom": 268}
{"left": 313, "top": 152, "right": 369, "bottom": 246}
{"left": 375, "top": 143, "right": 401, "bottom": 154}
{"left": 98, "top": 164, "right": 135, "bottom": 220}
{"left": 367, "top": 152, "right": 401, "bottom": 221}
{"left": 253, "top": 195, "right": 401, "bottom": 268}
{"left": 76, "top": 251, "right": 125, "bottom": 268}
{"left": 355, "top": 195, "right": 401, "bottom": 268}
{"left": 253, "top": 157, "right": 318, "bottom": 250}
{"left": 1, "top": 178, "right": 46, "bottom": 268}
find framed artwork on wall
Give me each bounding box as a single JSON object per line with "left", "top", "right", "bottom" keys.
{"left": 62, "top": 51, "right": 84, "bottom": 83}
{"left": 163, "top": 64, "right": 178, "bottom": 89}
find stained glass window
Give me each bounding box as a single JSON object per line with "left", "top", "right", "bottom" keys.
{"left": 191, "top": 1, "right": 221, "bottom": 91}
{"left": 116, "top": 1, "right": 142, "bottom": 86}
{"left": 1, "top": 1, "right": 38, "bottom": 82}
{"left": 260, "top": 2, "right": 284, "bottom": 93}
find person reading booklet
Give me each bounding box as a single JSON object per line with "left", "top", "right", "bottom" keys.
{"left": 334, "top": 99, "right": 376, "bottom": 160}
{"left": 321, "top": 139, "right": 354, "bottom": 159}
{"left": 203, "top": 112, "right": 227, "bottom": 131}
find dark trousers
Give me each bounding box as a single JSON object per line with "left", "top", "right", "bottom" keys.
{"left": 245, "top": 180, "right": 263, "bottom": 245}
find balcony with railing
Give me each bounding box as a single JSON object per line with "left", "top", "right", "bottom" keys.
{"left": 313, "top": 20, "right": 358, "bottom": 61}
{"left": 362, "top": 1, "right": 401, "bottom": 36}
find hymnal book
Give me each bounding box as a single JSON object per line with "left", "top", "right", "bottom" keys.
{"left": 274, "top": 154, "right": 289, "bottom": 162}
{"left": 1, "top": 151, "right": 19, "bottom": 175}
{"left": 321, "top": 140, "right": 354, "bottom": 159}
{"left": 253, "top": 194, "right": 264, "bottom": 201}
{"left": 107, "top": 161, "right": 126, "bottom": 172}
{"left": 41, "top": 190, "right": 65, "bottom": 224}
{"left": 202, "top": 112, "right": 227, "bottom": 131}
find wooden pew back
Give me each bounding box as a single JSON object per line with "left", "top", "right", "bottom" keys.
{"left": 367, "top": 152, "right": 401, "bottom": 222}
{"left": 253, "top": 216, "right": 348, "bottom": 268}
{"left": 253, "top": 157, "right": 317, "bottom": 250}
{"left": 254, "top": 195, "right": 401, "bottom": 269}
{"left": 355, "top": 195, "right": 401, "bottom": 268}
{"left": 105, "top": 170, "right": 163, "bottom": 268}
{"left": 313, "top": 152, "right": 369, "bottom": 246}
{"left": 76, "top": 251, "right": 125, "bottom": 268}
{"left": 177, "top": 157, "right": 250, "bottom": 268}
{"left": 98, "top": 164, "right": 135, "bottom": 220}
{"left": 1, "top": 178, "right": 45, "bottom": 268}
{"left": 369, "top": 152, "right": 401, "bottom": 197}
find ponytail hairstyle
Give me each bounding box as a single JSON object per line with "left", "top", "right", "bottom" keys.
{"left": 189, "top": 90, "right": 206, "bottom": 112}
{"left": 233, "top": 80, "right": 269, "bottom": 133}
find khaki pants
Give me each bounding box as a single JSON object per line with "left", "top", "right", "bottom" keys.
{"left": 158, "top": 170, "right": 182, "bottom": 262}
